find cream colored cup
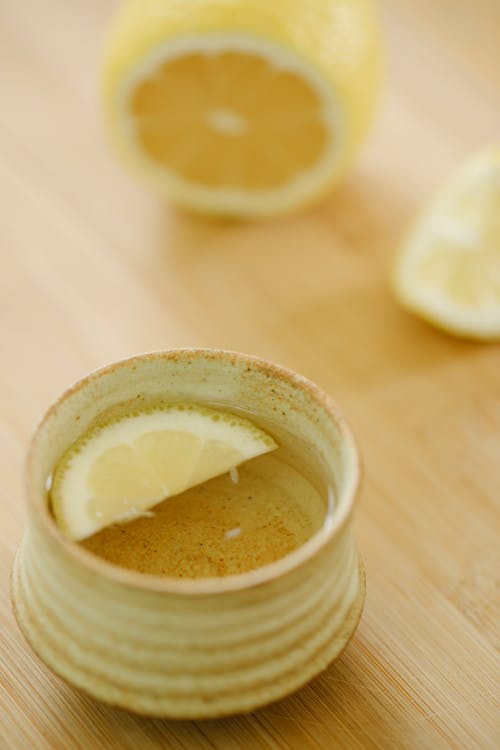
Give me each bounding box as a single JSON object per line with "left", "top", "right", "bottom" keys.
{"left": 12, "top": 349, "right": 363, "bottom": 718}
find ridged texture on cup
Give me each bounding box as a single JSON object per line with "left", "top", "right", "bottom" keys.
{"left": 12, "top": 519, "right": 363, "bottom": 717}
{"left": 12, "top": 350, "right": 363, "bottom": 718}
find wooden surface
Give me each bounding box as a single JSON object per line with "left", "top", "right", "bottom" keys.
{"left": 1, "top": 1, "right": 499, "bottom": 748}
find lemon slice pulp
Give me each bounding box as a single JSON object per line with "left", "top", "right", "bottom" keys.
{"left": 51, "top": 404, "right": 277, "bottom": 541}
{"left": 393, "top": 146, "right": 500, "bottom": 340}
{"left": 103, "top": 0, "right": 382, "bottom": 217}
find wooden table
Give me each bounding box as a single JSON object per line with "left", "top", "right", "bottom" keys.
{"left": 1, "top": 1, "right": 499, "bottom": 748}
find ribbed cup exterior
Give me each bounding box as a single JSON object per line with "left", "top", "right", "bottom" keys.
{"left": 12, "top": 350, "right": 363, "bottom": 718}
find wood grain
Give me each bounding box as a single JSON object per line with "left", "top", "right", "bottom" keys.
{"left": 1, "top": 1, "right": 499, "bottom": 748}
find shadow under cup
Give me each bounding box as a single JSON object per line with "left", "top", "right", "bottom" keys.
{"left": 12, "top": 349, "right": 364, "bottom": 718}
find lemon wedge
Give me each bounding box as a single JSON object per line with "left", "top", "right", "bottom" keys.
{"left": 102, "top": 0, "right": 382, "bottom": 217}
{"left": 51, "top": 404, "right": 277, "bottom": 541}
{"left": 393, "top": 146, "right": 500, "bottom": 340}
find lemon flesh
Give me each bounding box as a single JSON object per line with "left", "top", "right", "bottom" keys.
{"left": 131, "top": 49, "right": 329, "bottom": 191}
{"left": 393, "top": 147, "right": 500, "bottom": 340}
{"left": 103, "top": 0, "right": 382, "bottom": 217}
{"left": 51, "top": 404, "right": 277, "bottom": 541}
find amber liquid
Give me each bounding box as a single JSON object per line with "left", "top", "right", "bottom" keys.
{"left": 79, "top": 408, "right": 333, "bottom": 578}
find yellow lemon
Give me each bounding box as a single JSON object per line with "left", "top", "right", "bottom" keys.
{"left": 393, "top": 147, "right": 500, "bottom": 341}
{"left": 51, "top": 403, "right": 277, "bottom": 541}
{"left": 103, "top": 0, "right": 382, "bottom": 217}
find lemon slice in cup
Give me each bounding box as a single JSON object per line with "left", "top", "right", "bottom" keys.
{"left": 393, "top": 146, "right": 500, "bottom": 341}
{"left": 102, "top": 0, "right": 382, "bottom": 217}
{"left": 51, "top": 404, "right": 277, "bottom": 541}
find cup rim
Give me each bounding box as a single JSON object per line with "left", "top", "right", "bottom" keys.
{"left": 26, "top": 348, "right": 360, "bottom": 595}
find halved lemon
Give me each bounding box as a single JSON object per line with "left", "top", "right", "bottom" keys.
{"left": 51, "top": 403, "right": 277, "bottom": 541}
{"left": 393, "top": 146, "right": 500, "bottom": 341}
{"left": 102, "top": 0, "right": 382, "bottom": 217}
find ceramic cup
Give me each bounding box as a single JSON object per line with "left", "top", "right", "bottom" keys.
{"left": 12, "top": 349, "right": 363, "bottom": 718}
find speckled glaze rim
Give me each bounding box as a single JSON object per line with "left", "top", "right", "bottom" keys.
{"left": 27, "top": 349, "right": 360, "bottom": 596}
